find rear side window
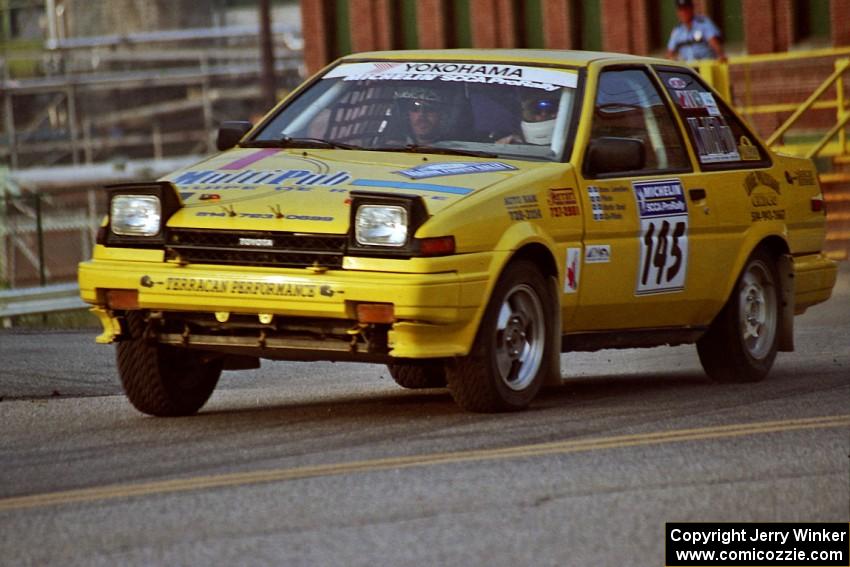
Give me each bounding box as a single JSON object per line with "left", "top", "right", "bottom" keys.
{"left": 588, "top": 68, "right": 691, "bottom": 175}
{"left": 655, "top": 68, "right": 771, "bottom": 169}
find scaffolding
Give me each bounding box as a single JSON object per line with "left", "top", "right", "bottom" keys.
{"left": 1, "top": 20, "right": 304, "bottom": 169}
{"left": 1, "top": 3, "right": 305, "bottom": 286}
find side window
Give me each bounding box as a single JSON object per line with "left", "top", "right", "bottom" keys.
{"left": 655, "top": 68, "right": 771, "bottom": 169}
{"left": 588, "top": 68, "right": 690, "bottom": 175}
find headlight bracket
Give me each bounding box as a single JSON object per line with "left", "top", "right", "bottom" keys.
{"left": 104, "top": 182, "right": 182, "bottom": 248}
{"left": 347, "top": 191, "right": 430, "bottom": 258}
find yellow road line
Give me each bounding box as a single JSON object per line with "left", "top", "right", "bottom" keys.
{"left": 1, "top": 414, "right": 848, "bottom": 512}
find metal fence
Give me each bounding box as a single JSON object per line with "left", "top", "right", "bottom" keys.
{"left": 0, "top": 282, "right": 86, "bottom": 326}
{"left": 1, "top": 185, "right": 104, "bottom": 288}
{"left": 0, "top": 1, "right": 306, "bottom": 324}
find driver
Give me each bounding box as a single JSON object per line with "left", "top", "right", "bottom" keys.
{"left": 499, "top": 91, "right": 560, "bottom": 145}
{"left": 394, "top": 87, "right": 449, "bottom": 144}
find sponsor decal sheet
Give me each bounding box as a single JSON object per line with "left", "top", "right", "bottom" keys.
{"left": 633, "top": 179, "right": 689, "bottom": 295}
{"left": 324, "top": 61, "right": 578, "bottom": 92}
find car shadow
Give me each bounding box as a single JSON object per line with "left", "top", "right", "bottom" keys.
{"left": 189, "top": 369, "right": 716, "bottom": 425}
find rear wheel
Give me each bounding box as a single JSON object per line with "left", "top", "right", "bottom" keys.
{"left": 116, "top": 312, "right": 222, "bottom": 416}
{"left": 446, "top": 260, "right": 553, "bottom": 412}
{"left": 697, "top": 249, "right": 779, "bottom": 383}
{"left": 387, "top": 361, "right": 447, "bottom": 389}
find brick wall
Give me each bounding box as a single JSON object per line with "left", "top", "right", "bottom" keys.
{"left": 470, "top": 0, "right": 517, "bottom": 48}
{"left": 743, "top": 0, "right": 794, "bottom": 54}
{"left": 415, "top": 0, "right": 449, "bottom": 49}
{"left": 542, "top": 0, "right": 575, "bottom": 50}
{"left": 302, "top": 0, "right": 850, "bottom": 73}
{"left": 300, "top": 0, "right": 331, "bottom": 75}
{"left": 349, "top": 0, "right": 393, "bottom": 53}
{"left": 600, "top": 0, "right": 652, "bottom": 55}
{"left": 727, "top": 57, "right": 840, "bottom": 139}
{"left": 833, "top": 0, "right": 850, "bottom": 46}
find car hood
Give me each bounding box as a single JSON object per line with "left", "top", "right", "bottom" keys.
{"left": 162, "top": 148, "right": 554, "bottom": 234}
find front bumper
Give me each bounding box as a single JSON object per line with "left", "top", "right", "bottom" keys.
{"left": 78, "top": 247, "right": 496, "bottom": 359}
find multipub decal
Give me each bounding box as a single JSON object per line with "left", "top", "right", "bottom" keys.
{"left": 173, "top": 169, "right": 351, "bottom": 187}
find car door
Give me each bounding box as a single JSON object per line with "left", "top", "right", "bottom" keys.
{"left": 570, "top": 64, "right": 723, "bottom": 332}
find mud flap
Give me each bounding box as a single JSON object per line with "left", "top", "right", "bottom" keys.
{"left": 92, "top": 307, "right": 122, "bottom": 344}
{"left": 222, "top": 355, "right": 261, "bottom": 370}
{"left": 544, "top": 274, "right": 564, "bottom": 387}
{"left": 778, "top": 254, "right": 795, "bottom": 352}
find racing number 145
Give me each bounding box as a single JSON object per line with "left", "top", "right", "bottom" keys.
{"left": 637, "top": 217, "right": 688, "bottom": 294}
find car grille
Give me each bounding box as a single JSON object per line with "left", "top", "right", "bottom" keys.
{"left": 165, "top": 228, "right": 347, "bottom": 269}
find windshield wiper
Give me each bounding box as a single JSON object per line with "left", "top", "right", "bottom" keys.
{"left": 373, "top": 144, "right": 499, "bottom": 159}
{"left": 244, "top": 136, "right": 365, "bottom": 150}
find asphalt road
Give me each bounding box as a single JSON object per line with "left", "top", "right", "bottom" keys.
{"left": 1, "top": 264, "right": 848, "bottom": 566}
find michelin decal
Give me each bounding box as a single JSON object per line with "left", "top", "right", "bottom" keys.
{"left": 633, "top": 179, "right": 689, "bottom": 295}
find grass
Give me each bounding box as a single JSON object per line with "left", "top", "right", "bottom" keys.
{"left": 5, "top": 309, "right": 100, "bottom": 330}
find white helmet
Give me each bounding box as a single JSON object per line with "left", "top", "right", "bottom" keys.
{"left": 520, "top": 94, "right": 559, "bottom": 145}
{"left": 521, "top": 118, "right": 556, "bottom": 145}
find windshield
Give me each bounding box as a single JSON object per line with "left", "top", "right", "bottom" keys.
{"left": 251, "top": 61, "right": 580, "bottom": 162}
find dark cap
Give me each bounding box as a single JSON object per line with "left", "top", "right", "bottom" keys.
{"left": 675, "top": 0, "right": 694, "bottom": 7}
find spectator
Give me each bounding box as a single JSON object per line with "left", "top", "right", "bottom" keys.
{"left": 667, "top": 0, "right": 727, "bottom": 63}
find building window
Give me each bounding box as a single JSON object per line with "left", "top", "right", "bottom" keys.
{"left": 330, "top": 0, "right": 352, "bottom": 58}
{"left": 708, "top": 1, "right": 744, "bottom": 52}
{"left": 444, "top": 0, "right": 472, "bottom": 48}
{"left": 390, "top": 0, "right": 418, "bottom": 49}
{"left": 516, "top": 0, "right": 544, "bottom": 49}
{"left": 649, "top": 0, "right": 679, "bottom": 54}
{"left": 794, "top": 0, "right": 830, "bottom": 46}
{"left": 575, "top": 0, "right": 601, "bottom": 51}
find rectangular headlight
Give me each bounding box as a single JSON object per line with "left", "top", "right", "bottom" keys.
{"left": 111, "top": 195, "right": 162, "bottom": 237}
{"left": 355, "top": 205, "right": 408, "bottom": 247}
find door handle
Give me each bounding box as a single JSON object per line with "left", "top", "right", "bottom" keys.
{"left": 689, "top": 188, "right": 706, "bottom": 201}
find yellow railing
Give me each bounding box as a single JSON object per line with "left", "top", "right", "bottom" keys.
{"left": 694, "top": 47, "right": 850, "bottom": 160}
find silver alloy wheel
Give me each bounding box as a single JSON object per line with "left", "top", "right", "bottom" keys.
{"left": 738, "top": 260, "right": 777, "bottom": 360}
{"left": 494, "top": 283, "right": 546, "bottom": 391}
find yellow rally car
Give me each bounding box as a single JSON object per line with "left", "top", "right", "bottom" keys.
{"left": 78, "top": 49, "right": 838, "bottom": 415}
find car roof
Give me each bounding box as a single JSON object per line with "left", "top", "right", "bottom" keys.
{"left": 340, "top": 49, "right": 687, "bottom": 69}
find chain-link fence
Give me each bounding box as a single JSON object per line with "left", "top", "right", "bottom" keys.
{"left": 1, "top": 186, "right": 105, "bottom": 288}
{"left": 0, "top": 1, "right": 305, "bottom": 288}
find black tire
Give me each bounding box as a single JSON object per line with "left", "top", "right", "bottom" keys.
{"left": 446, "top": 260, "right": 554, "bottom": 412}
{"left": 116, "top": 312, "right": 222, "bottom": 416}
{"left": 697, "top": 248, "right": 780, "bottom": 383}
{"left": 387, "top": 361, "right": 447, "bottom": 389}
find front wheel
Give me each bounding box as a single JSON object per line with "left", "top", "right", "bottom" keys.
{"left": 446, "top": 260, "right": 554, "bottom": 412}
{"left": 697, "top": 249, "right": 780, "bottom": 383}
{"left": 116, "top": 312, "right": 222, "bottom": 416}
{"left": 387, "top": 361, "right": 447, "bottom": 389}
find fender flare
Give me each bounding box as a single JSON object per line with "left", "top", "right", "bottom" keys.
{"left": 466, "top": 222, "right": 566, "bottom": 377}
{"left": 718, "top": 231, "right": 794, "bottom": 352}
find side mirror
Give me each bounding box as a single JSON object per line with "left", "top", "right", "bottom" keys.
{"left": 585, "top": 136, "right": 646, "bottom": 176}
{"left": 216, "top": 121, "right": 253, "bottom": 151}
